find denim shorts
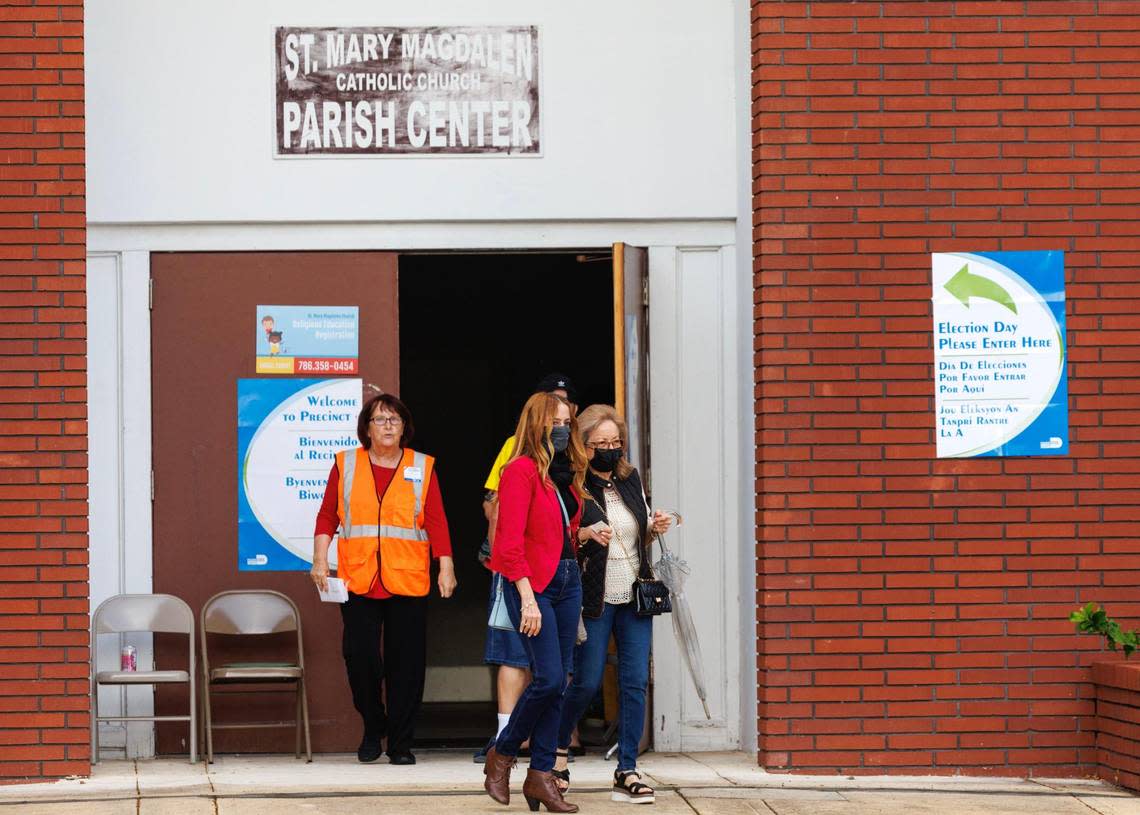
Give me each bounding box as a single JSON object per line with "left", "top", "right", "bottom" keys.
{"left": 483, "top": 572, "right": 529, "bottom": 668}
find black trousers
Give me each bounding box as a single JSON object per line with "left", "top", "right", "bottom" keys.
{"left": 339, "top": 592, "right": 427, "bottom": 755}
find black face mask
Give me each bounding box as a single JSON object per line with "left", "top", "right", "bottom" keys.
{"left": 549, "top": 425, "right": 570, "bottom": 453}
{"left": 548, "top": 451, "right": 573, "bottom": 487}
{"left": 591, "top": 447, "right": 622, "bottom": 472}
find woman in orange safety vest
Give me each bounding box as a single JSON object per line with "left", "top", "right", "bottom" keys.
{"left": 311, "top": 392, "right": 456, "bottom": 765}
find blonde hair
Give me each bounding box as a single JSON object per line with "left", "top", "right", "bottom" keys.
{"left": 577, "top": 404, "right": 633, "bottom": 480}
{"left": 508, "top": 392, "right": 588, "bottom": 499}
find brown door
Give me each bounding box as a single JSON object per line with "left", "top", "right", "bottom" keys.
{"left": 150, "top": 251, "right": 398, "bottom": 754}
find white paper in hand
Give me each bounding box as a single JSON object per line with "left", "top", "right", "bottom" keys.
{"left": 318, "top": 577, "right": 348, "bottom": 604}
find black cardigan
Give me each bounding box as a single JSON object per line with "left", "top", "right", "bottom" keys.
{"left": 577, "top": 467, "right": 650, "bottom": 618}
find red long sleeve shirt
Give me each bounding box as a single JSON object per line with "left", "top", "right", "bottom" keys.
{"left": 489, "top": 456, "right": 581, "bottom": 594}
{"left": 315, "top": 461, "right": 452, "bottom": 599}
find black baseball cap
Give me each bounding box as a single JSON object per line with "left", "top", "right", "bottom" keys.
{"left": 535, "top": 372, "right": 579, "bottom": 405}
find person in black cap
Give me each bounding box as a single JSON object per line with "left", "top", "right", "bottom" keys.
{"left": 474, "top": 373, "right": 579, "bottom": 763}
{"left": 533, "top": 372, "right": 579, "bottom": 408}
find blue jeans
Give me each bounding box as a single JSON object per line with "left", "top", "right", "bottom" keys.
{"left": 558, "top": 601, "right": 652, "bottom": 772}
{"left": 494, "top": 559, "right": 582, "bottom": 773}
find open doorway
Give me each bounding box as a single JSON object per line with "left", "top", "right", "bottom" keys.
{"left": 398, "top": 251, "right": 615, "bottom": 746}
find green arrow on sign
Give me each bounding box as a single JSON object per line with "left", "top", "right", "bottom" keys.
{"left": 944, "top": 264, "right": 1018, "bottom": 315}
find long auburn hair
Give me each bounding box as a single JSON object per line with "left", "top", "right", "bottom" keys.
{"left": 508, "top": 392, "right": 588, "bottom": 499}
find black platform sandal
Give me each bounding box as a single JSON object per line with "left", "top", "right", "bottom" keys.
{"left": 552, "top": 749, "right": 571, "bottom": 793}
{"left": 612, "top": 769, "right": 654, "bottom": 804}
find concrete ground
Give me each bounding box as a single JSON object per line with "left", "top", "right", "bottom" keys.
{"left": 1, "top": 751, "right": 1138, "bottom": 815}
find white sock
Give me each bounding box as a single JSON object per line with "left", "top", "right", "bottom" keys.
{"left": 496, "top": 712, "right": 511, "bottom": 738}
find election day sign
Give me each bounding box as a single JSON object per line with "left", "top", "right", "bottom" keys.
{"left": 932, "top": 251, "right": 1067, "bottom": 458}
{"left": 238, "top": 378, "right": 360, "bottom": 571}
{"left": 274, "top": 26, "right": 540, "bottom": 156}
{"left": 256, "top": 305, "right": 359, "bottom": 375}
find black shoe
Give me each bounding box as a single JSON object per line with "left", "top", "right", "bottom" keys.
{"left": 388, "top": 750, "right": 416, "bottom": 765}
{"left": 473, "top": 736, "right": 496, "bottom": 764}
{"left": 554, "top": 749, "right": 571, "bottom": 793}
{"left": 357, "top": 735, "right": 382, "bottom": 763}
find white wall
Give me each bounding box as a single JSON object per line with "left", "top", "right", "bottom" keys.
{"left": 85, "top": 0, "right": 752, "bottom": 757}
{"left": 86, "top": 0, "right": 737, "bottom": 224}
{"left": 87, "top": 252, "right": 156, "bottom": 759}
{"left": 733, "top": 0, "right": 759, "bottom": 757}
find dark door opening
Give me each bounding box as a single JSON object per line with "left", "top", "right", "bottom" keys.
{"left": 398, "top": 251, "right": 615, "bottom": 746}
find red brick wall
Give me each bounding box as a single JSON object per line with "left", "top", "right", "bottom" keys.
{"left": 0, "top": 0, "right": 88, "bottom": 781}
{"left": 753, "top": 1, "right": 1140, "bottom": 775}
{"left": 1091, "top": 661, "right": 1140, "bottom": 791}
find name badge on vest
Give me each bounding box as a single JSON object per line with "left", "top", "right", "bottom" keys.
{"left": 403, "top": 466, "right": 423, "bottom": 483}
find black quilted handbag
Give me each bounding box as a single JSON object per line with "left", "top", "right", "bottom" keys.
{"left": 632, "top": 533, "right": 672, "bottom": 617}
{"left": 634, "top": 575, "right": 672, "bottom": 617}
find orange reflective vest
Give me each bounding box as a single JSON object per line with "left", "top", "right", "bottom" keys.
{"left": 334, "top": 447, "right": 435, "bottom": 597}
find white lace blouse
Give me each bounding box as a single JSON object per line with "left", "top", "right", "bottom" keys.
{"left": 603, "top": 487, "right": 641, "bottom": 605}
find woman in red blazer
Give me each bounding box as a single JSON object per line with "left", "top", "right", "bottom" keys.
{"left": 483, "top": 391, "right": 587, "bottom": 813}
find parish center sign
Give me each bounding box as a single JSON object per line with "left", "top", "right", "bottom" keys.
{"left": 274, "top": 26, "right": 541, "bottom": 156}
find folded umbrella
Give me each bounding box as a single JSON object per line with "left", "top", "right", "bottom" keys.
{"left": 651, "top": 512, "right": 711, "bottom": 720}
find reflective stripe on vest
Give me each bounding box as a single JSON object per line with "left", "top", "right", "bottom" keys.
{"left": 341, "top": 447, "right": 356, "bottom": 533}
{"left": 410, "top": 450, "right": 427, "bottom": 540}
{"left": 341, "top": 524, "right": 423, "bottom": 541}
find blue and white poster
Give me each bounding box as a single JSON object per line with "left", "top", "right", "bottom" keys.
{"left": 256, "top": 305, "right": 359, "bottom": 375}
{"left": 932, "top": 251, "right": 1067, "bottom": 458}
{"left": 238, "top": 378, "right": 361, "bottom": 570}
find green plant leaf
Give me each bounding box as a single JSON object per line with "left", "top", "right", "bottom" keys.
{"left": 1071, "top": 603, "right": 1138, "bottom": 660}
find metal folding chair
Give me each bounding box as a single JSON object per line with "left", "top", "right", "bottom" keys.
{"left": 91, "top": 593, "right": 196, "bottom": 764}
{"left": 199, "top": 589, "right": 311, "bottom": 763}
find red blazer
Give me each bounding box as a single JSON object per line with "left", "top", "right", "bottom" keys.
{"left": 490, "top": 456, "right": 582, "bottom": 594}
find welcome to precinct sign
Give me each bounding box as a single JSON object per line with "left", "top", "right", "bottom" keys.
{"left": 274, "top": 26, "right": 540, "bottom": 156}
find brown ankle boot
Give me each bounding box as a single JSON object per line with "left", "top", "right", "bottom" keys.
{"left": 522, "top": 768, "right": 579, "bottom": 813}
{"left": 483, "top": 745, "right": 514, "bottom": 805}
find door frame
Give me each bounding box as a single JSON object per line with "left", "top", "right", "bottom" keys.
{"left": 87, "top": 250, "right": 156, "bottom": 759}
{"left": 87, "top": 219, "right": 749, "bottom": 757}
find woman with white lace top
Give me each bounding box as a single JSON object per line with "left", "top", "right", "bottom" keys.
{"left": 554, "top": 404, "right": 672, "bottom": 804}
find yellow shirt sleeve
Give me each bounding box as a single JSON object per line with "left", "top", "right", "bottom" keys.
{"left": 484, "top": 436, "right": 516, "bottom": 492}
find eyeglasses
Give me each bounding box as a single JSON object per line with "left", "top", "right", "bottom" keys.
{"left": 370, "top": 416, "right": 402, "bottom": 427}
{"left": 587, "top": 439, "right": 623, "bottom": 450}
